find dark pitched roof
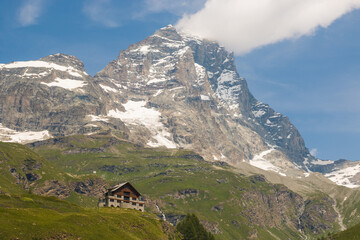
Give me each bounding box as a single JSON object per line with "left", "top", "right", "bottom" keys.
{"left": 108, "top": 182, "right": 141, "bottom": 196}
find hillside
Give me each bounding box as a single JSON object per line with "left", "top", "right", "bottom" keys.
{"left": 24, "top": 134, "right": 348, "bottom": 239}
{"left": 0, "top": 193, "right": 176, "bottom": 240}
{"left": 1, "top": 135, "right": 360, "bottom": 238}
{"left": 0, "top": 141, "right": 67, "bottom": 194}
{"left": 329, "top": 221, "right": 360, "bottom": 240}
{"left": 0, "top": 141, "right": 178, "bottom": 240}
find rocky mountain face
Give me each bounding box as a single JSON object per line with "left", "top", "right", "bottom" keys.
{"left": 94, "top": 25, "right": 312, "bottom": 176}
{"left": 0, "top": 25, "right": 359, "bottom": 188}
{"left": 93, "top": 25, "right": 360, "bottom": 188}
{"left": 0, "top": 53, "right": 126, "bottom": 142}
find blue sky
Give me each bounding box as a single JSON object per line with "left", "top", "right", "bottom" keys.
{"left": 0, "top": 0, "right": 359, "bottom": 161}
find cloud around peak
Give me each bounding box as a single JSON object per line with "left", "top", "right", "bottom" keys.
{"left": 176, "top": 0, "right": 360, "bottom": 55}
{"left": 310, "top": 148, "right": 318, "bottom": 157}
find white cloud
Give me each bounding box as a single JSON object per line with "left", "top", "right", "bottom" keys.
{"left": 83, "top": 0, "right": 120, "bottom": 27}
{"left": 310, "top": 148, "right": 318, "bottom": 157}
{"left": 18, "top": 0, "right": 46, "bottom": 26}
{"left": 176, "top": 0, "right": 360, "bottom": 55}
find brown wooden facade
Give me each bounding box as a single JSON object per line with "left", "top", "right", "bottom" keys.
{"left": 98, "top": 182, "right": 145, "bottom": 211}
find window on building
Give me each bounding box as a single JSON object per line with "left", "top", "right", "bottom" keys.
{"left": 132, "top": 202, "right": 136, "bottom": 206}
{"left": 110, "top": 199, "right": 114, "bottom": 202}
{"left": 124, "top": 196, "right": 130, "bottom": 201}
{"left": 132, "top": 197, "right": 137, "bottom": 200}
{"left": 139, "top": 204, "right": 143, "bottom": 207}
{"left": 124, "top": 191, "right": 130, "bottom": 196}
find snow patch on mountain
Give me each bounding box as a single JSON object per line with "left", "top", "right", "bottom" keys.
{"left": 151, "top": 33, "right": 186, "bottom": 50}
{"left": 200, "top": 95, "right": 210, "bottom": 101}
{"left": 0, "top": 60, "right": 85, "bottom": 77}
{"left": 311, "top": 159, "right": 335, "bottom": 165}
{"left": 163, "top": 41, "right": 185, "bottom": 49}
{"left": 153, "top": 89, "right": 163, "bottom": 97}
{"left": 252, "top": 109, "right": 266, "bottom": 118}
{"left": 169, "top": 86, "right": 184, "bottom": 92}
{"left": 215, "top": 70, "right": 242, "bottom": 110}
{"left": 0, "top": 123, "right": 51, "bottom": 143}
{"left": 303, "top": 158, "right": 312, "bottom": 172}
{"left": 107, "top": 101, "right": 176, "bottom": 148}
{"left": 147, "top": 130, "right": 176, "bottom": 149}
{"left": 22, "top": 69, "right": 51, "bottom": 78}
{"left": 41, "top": 78, "right": 87, "bottom": 90}
{"left": 107, "top": 101, "right": 159, "bottom": 127}
{"left": 195, "top": 63, "right": 206, "bottom": 86}
{"left": 147, "top": 55, "right": 176, "bottom": 85}
{"left": 325, "top": 165, "right": 360, "bottom": 189}
{"left": 99, "top": 84, "right": 118, "bottom": 93}
{"left": 250, "top": 148, "right": 287, "bottom": 176}
{"left": 153, "top": 57, "right": 171, "bottom": 67}
{"left": 88, "top": 115, "right": 109, "bottom": 122}
{"left": 147, "top": 78, "right": 168, "bottom": 85}
{"left": 131, "top": 45, "right": 160, "bottom": 55}
{"left": 176, "top": 46, "right": 190, "bottom": 56}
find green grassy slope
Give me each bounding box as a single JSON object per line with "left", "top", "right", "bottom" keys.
{"left": 0, "top": 142, "right": 70, "bottom": 194}
{"left": 0, "top": 135, "right": 353, "bottom": 239}
{"left": 0, "top": 141, "right": 110, "bottom": 208}
{"left": 28, "top": 134, "right": 342, "bottom": 239}
{"left": 0, "top": 193, "right": 175, "bottom": 240}
{"left": 328, "top": 221, "right": 360, "bottom": 240}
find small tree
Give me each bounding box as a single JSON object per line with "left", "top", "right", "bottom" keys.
{"left": 176, "top": 214, "right": 215, "bottom": 240}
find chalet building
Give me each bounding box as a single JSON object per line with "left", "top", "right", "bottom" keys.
{"left": 98, "top": 182, "right": 145, "bottom": 211}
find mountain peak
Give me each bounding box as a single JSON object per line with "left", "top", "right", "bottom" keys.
{"left": 160, "top": 24, "right": 175, "bottom": 30}
{"left": 153, "top": 25, "right": 183, "bottom": 42}
{"left": 40, "top": 53, "right": 85, "bottom": 71}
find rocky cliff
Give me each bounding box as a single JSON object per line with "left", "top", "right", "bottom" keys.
{"left": 0, "top": 53, "right": 126, "bottom": 142}
{"left": 94, "top": 25, "right": 314, "bottom": 176}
